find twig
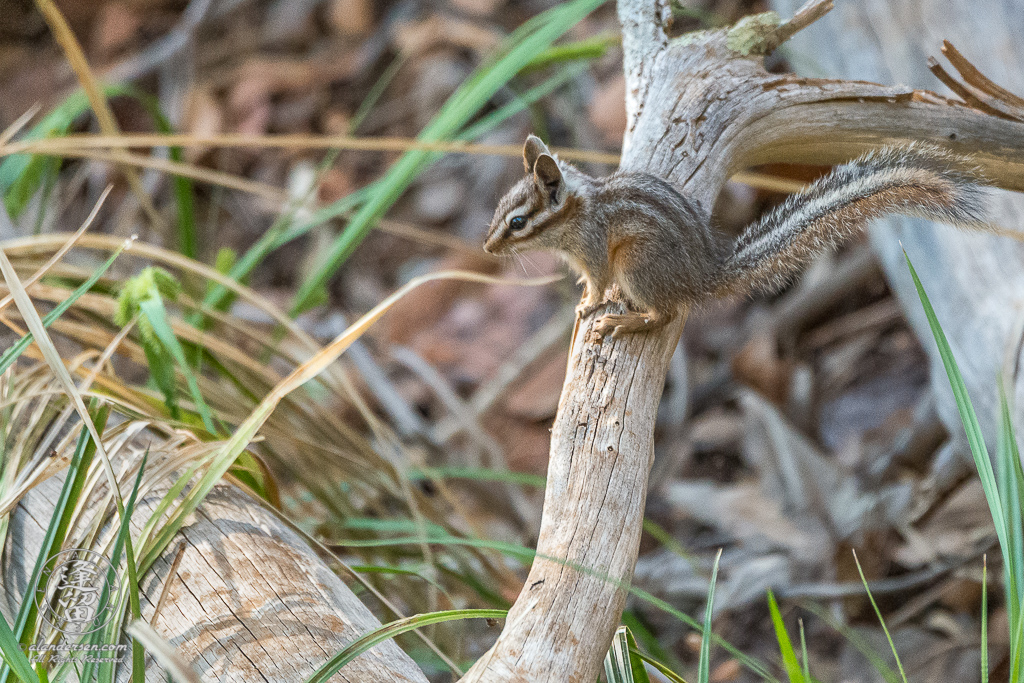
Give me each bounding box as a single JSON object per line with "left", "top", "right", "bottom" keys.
{"left": 764, "top": 0, "right": 834, "bottom": 53}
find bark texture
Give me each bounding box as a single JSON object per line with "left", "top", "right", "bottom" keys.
{"left": 3, "top": 471, "right": 429, "bottom": 683}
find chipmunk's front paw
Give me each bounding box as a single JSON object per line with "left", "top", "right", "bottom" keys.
{"left": 575, "top": 300, "right": 606, "bottom": 321}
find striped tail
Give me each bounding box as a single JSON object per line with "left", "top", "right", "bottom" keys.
{"left": 719, "top": 143, "right": 989, "bottom": 295}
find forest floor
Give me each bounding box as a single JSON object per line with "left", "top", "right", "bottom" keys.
{"left": 0, "top": 0, "right": 998, "bottom": 680}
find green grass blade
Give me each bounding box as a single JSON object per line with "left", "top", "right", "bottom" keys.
{"left": 605, "top": 626, "right": 652, "bottom": 683}
{"left": 14, "top": 408, "right": 107, "bottom": 641}
{"left": 905, "top": 253, "right": 1012, "bottom": 569}
{"left": 305, "top": 609, "right": 506, "bottom": 683}
{"left": 133, "top": 94, "right": 197, "bottom": 260}
{"left": 350, "top": 53, "right": 408, "bottom": 134}
{"left": 407, "top": 466, "right": 546, "bottom": 488}
{"left": 138, "top": 297, "right": 219, "bottom": 434}
{"left": 905, "top": 251, "right": 1024, "bottom": 680}
{"left": 201, "top": 60, "right": 584, "bottom": 319}
{"left": 0, "top": 86, "right": 133, "bottom": 219}
{"left": 1012, "top": 605, "right": 1024, "bottom": 683}
{"left": 0, "top": 245, "right": 126, "bottom": 375}
{"left": 349, "top": 565, "right": 452, "bottom": 596}
{"left": 799, "top": 618, "right": 810, "bottom": 683}
{"left": 0, "top": 613, "right": 36, "bottom": 683}
{"left": 605, "top": 626, "right": 635, "bottom": 683}
{"left": 134, "top": 461, "right": 204, "bottom": 569}
{"left": 852, "top": 550, "right": 907, "bottom": 683}
{"left": 522, "top": 33, "right": 618, "bottom": 72}
{"left": 998, "top": 383, "right": 1024, "bottom": 683}
{"left": 642, "top": 518, "right": 696, "bottom": 565}
{"left": 698, "top": 549, "right": 721, "bottom": 683}
{"left": 92, "top": 451, "right": 147, "bottom": 683}
{"left": 798, "top": 601, "right": 901, "bottom": 683}
{"left": 621, "top": 611, "right": 683, "bottom": 674}
{"left": 998, "top": 384, "right": 1024, "bottom": 617}
{"left": 459, "top": 62, "right": 587, "bottom": 141}
{"left": 199, "top": 185, "right": 371, "bottom": 315}
{"left": 983, "top": 556, "right": 989, "bottom": 683}
{"left": 124, "top": 622, "right": 197, "bottom": 683}
{"left": 623, "top": 627, "right": 652, "bottom": 683}
{"left": 632, "top": 650, "right": 688, "bottom": 683}
{"left": 289, "top": 0, "right": 605, "bottom": 314}
{"left": 767, "top": 590, "right": 805, "bottom": 683}
{"left": 124, "top": 454, "right": 147, "bottom": 681}
{"left": 330, "top": 534, "right": 776, "bottom": 681}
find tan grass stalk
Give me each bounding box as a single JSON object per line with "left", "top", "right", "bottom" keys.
{"left": 0, "top": 185, "right": 111, "bottom": 314}
{"left": 1, "top": 133, "right": 807, "bottom": 193}
{"left": 32, "top": 0, "right": 166, "bottom": 229}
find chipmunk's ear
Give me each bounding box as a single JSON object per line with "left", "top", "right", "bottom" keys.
{"left": 523, "top": 135, "right": 550, "bottom": 173}
{"left": 533, "top": 154, "right": 563, "bottom": 203}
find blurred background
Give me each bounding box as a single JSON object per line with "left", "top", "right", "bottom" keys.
{"left": 0, "top": 0, "right": 1010, "bottom": 681}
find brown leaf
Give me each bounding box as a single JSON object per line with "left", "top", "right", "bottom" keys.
{"left": 732, "top": 329, "right": 792, "bottom": 404}
{"left": 710, "top": 659, "right": 742, "bottom": 682}
{"left": 91, "top": 2, "right": 141, "bottom": 62}
{"left": 504, "top": 352, "right": 566, "bottom": 421}
{"left": 394, "top": 15, "right": 503, "bottom": 58}
{"left": 449, "top": 0, "right": 506, "bottom": 16}
{"left": 327, "top": 0, "right": 374, "bottom": 37}
{"left": 182, "top": 86, "right": 223, "bottom": 162}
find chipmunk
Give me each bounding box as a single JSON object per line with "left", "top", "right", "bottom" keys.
{"left": 483, "top": 135, "right": 989, "bottom": 339}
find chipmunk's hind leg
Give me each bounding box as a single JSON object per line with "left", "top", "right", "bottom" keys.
{"left": 592, "top": 244, "right": 677, "bottom": 339}
{"left": 593, "top": 307, "right": 673, "bottom": 339}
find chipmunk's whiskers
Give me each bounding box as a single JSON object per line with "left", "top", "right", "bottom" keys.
{"left": 510, "top": 247, "right": 530, "bottom": 276}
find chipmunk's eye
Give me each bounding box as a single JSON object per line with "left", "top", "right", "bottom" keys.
{"left": 509, "top": 216, "right": 527, "bottom": 232}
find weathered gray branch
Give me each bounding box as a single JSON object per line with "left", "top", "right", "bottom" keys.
{"left": 461, "top": 1, "right": 1024, "bottom": 681}
{"left": 770, "top": 0, "right": 1024, "bottom": 481}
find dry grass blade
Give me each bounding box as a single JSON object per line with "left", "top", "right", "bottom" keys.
{"left": 8, "top": 147, "right": 286, "bottom": 202}
{"left": 1, "top": 133, "right": 604, "bottom": 162}
{"left": 140, "top": 269, "right": 560, "bottom": 573}
{"left": 1, "top": 232, "right": 311, "bottom": 347}
{"left": 0, "top": 185, "right": 111, "bottom": 314}
{"left": 0, "top": 104, "right": 41, "bottom": 146}
{"left": 270, "top": 271, "right": 559, "bottom": 406}
{"left": 0, "top": 134, "right": 806, "bottom": 192}
{"left": 31, "top": 0, "right": 165, "bottom": 230}
{"left": 0, "top": 213, "right": 132, "bottom": 519}
{"left": 126, "top": 621, "right": 200, "bottom": 683}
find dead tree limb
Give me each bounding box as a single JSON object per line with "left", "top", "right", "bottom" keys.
{"left": 770, "top": 0, "right": 1024, "bottom": 478}
{"left": 4, "top": 464, "right": 430, "bottom": 683}
{"left": 461, "top": 1, "right": 1024, "bottom": 680}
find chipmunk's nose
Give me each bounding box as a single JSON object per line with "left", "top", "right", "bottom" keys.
{"left": 482, "top": 233, "right": 497, "bottom": 254}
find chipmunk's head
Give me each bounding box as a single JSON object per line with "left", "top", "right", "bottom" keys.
{"left": 484, "top": 135, "right": 580, "bottom": 255}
